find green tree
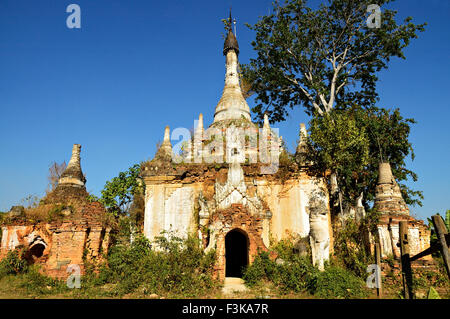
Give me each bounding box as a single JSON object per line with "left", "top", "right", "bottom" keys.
{"left": 308, "top": 109, "right": 370, "bottom": 208}
{"left": 307, "top": 106, "right": 422, "bottom": 209}
{"left": 242, "top": 0, "right": 425, "bottom": 207}
{"left": 100, "top": 164, "right": 143, "bottom": 216}
{"left": 355, "top": 106, "right": 423, "bottom": 206}
{"left": 242, "top": 0, "right": 426, "bottom": 121}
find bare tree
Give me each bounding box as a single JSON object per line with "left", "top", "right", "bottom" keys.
{"left": 47, "top": 161, "right": 67, "bottom": 192}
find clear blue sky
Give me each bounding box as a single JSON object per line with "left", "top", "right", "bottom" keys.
{"left": 0, "top": 0, "right": 449, "bottom": 221}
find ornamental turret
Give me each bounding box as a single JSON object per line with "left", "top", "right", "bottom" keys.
{"left": 213, "top": 12, "right": 251, "bottom": 123}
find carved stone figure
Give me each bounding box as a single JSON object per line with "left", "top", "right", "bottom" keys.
{"left": 308, "top": 194, "right": 330, "bottom": 271}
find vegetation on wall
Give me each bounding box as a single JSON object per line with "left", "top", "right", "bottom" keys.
{"left": 97, "top": 164, "right": 143, "bottom": 217}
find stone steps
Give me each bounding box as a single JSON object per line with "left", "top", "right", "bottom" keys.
{"left": 222, "top": 277, "right": 248, "bottom": 295}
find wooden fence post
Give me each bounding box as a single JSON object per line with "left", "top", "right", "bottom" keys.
{"left": 399, "top": 221, "right": 414, "bottom": 299}
{"left": 431, "top": 215, "right": 450, "bottom": 280}
{"left": 375, "top": 242, "right": 383, "bottom": 298}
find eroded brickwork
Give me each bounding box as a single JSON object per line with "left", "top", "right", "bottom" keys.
{"left": 373, "top": 163, "right": 431, "bottom": 261}
{"left": 209, "top": 204, "right": 268, "bottom": 280}
{"left": 0, "top": 144, "right": 112, "bottom": 279}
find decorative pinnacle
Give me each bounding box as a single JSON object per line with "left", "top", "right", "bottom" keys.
{"left": 223, "top": 9, "right": 239, "bottom": 56}
{"left": 378, "top": 162, "right": 393, "bottom": 184}
{"left": 196, "top": 113, "right": 204, "bottom": 134}
{"left": 263, "top": 113, "right": 270, "bottom": 131}
{"left": 229, "top": 8, "right": 233, "bottom": 32}
{"left": 300, "top": 123, "right": 307, "bottom": 143}
{"left": 163, "top": 126, "right": 170, "bottom": 143}
{"left": 58, "top": 144, "right": 86, "bottom": 188}
{"left": 158, "top": 126, "right": 173, "bottom": 158}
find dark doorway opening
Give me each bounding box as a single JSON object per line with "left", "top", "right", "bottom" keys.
{"left": 225, "top": 229, "right": 248, "bottom": 278}
{"left": 29, "top": 243, "right": 45, "bottom": 258}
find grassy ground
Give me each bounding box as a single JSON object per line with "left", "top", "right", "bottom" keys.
{"left": 0, "top": 274, "right": 400, "bottom": 299}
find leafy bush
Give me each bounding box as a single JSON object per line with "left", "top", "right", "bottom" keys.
{"left": 333, "top": 215, "right": 377, "bottom": 277}
{"left": 243, "top": 241, "right": 319, "bottom": 294}
{"left": 84, "top": 232, "right": 218, "bottom": 297}
{"left": 0, "top": 249, "right": 28, "bottom": 278}
{"left": 243, "top": 250, "right": 276, "bottom": 286}
{"left": 20, "top": 265, "right": 68, "bottom": 295}
{"left": 243, "top": 240, "right": 368, "bottom": 298}
{"left": 309, "top": 266, "right": 368, "bottom": 299}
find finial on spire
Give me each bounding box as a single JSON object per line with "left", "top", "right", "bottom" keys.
{"left": 163, "top": 126, "right": 170, "bottom": 143}
{"left": 300, "top": 123, "right": 307, "bottom": 142}
{"left": 263, "top": 113, "right": 270, "bottom": 131}
{"left": 157, "top": 126, "right": 173, "bottom": 158}
{"left": 223, "top": 9, "right": 239, "bottom": 56}
{"left": 296, "top": 123, "right": 309, "bottom": 159}
{"left": 229, "top": 7, "right": 233, "bottom": 32}
{"left": 195, "top": 113, "right": 204, "bottom": 137}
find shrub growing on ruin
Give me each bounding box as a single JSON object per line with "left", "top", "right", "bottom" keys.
{"left": 333, "top": 213, "right": 378, "bottom": 277}
{"left": 309, "top": 266, "right": 368, "bottom": 299}
{"left": 244, "top": 239, "right": 369, "bottom": 298}
{"left": 0, "top": 249, "right": 28, "bottom": 278}
{"left": 85, "top": 232, "right": 218, "bottom": 297}
{"left": 20, "top": 265, "right": 69, "bottom": 295}
{"left": 243, "top": 241, "right": 319, "bottom": 294}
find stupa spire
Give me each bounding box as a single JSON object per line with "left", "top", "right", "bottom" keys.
{"left": 263, "top": 113, "right": 270, "bottom": 132}
{"left": 196, "top": 113, "right": 204, "bottom": 136}
{"left": 58, "top": 144, "right": 86, "bottom": 188}
{"left": 156, "top": 126, "right": 173, "bottom": 158}
{"left": 213, "top": 11, "right": 251, "bottom": 123}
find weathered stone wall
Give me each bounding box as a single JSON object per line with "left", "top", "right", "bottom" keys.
{"left": 208, "top": 204, "right": 268, "bottom": 280}
{"left": 376, "top": 215, "right": 431, "bottom": 260}
{"left": 372, "top": 163, "right": 431, "bottom": 261}
{"left": 142, "top": 165, "right": 333, "bottom": 276}
{"left": 143, "top": 176, "right": 198, "bottom": 241}
{"left": 143, "top": 172, "right": 331, "bottom": 243}
{"left": 0, "top": 221, "right": 111, "bottom": 278}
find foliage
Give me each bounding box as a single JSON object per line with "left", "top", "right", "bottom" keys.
{"left": 0, "top": 249, "right": 28, "bottom": 278}
{"left": 354, "top": 106, "right": 422, "bottom": 206}
{"left": 242, "top": 0, "right": 426, "bottom": 121}
{"left": 243, "top": 247, "right": 319, "bottom": 294}
{"left": 307, "top": 106, "right": 422, "bottom": 208}
{"left": 243, "top": 250, "right": 277, "bottom": 286}
{"left": 311, "top": 266, "right": 368, "bottom": 298}
{"left": 99, "top": 164, "right": 143, "bottom": 216}
{"left": 427, "top": 287, "right": 441, "bottom": 299}
{"left": 82, "top": 232, "right": 218, "bottom": 297}
{"left": 332, "top": 214, "right": 377, "bottom": 277}
{"left": 243, "top": 239, "right": 367, "bottom": 298}
{"left": 20, "top": 194, "right": 40, "bottom": 209}
{"left": 19, "top": 265, "right": 69, "bottom": 295}
{"left": 46, "top": 204, "right": 68, "bottom": 222}
{"left": 308, "top": 108, "right": 370, "bottom": 204}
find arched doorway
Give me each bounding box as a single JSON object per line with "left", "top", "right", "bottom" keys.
{"left": 225, "top": 229, "right": 248, "bottom": 278}
{"left": 29, "top": 243, "right": 45, "bottom": 258}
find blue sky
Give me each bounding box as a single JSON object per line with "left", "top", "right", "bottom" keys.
{"left": 0, "top": 0, "right": 449, "bottom": 221}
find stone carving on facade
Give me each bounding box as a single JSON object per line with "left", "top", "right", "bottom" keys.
{"left": 307, "top": 191, "right": 330, "bottom": 271}
{"left": 214, "top": 160, "right": 263, "bottom": 215}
